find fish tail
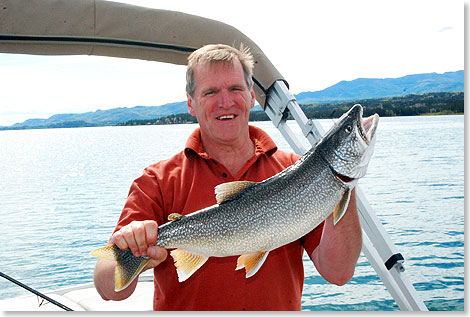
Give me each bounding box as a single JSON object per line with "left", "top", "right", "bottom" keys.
{"left": 91, "top": 244, "right": 150, "bottom": 291}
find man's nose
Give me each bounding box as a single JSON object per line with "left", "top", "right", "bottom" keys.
{"left": 218, "top": 90, "right": 233, "bottom": 108}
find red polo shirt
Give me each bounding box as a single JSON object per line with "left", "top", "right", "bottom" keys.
{"left": 113, "top": 125, "right": 324, "bottom": 311}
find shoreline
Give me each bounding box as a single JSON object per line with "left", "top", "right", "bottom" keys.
{"left": 0, "top": 113, "right": 464, "bottom": 131}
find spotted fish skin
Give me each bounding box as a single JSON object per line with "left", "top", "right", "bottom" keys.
{"left": 92, "top": 104, "right": 379, "bottom": 289}
{"left": 155, "top": 149, "right": 342, "bottom": 256}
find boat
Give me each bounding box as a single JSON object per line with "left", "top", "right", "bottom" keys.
{"left": 0, "top": 271, "right": 154, "bottom": 311}
{"left": 0, "top": 0, "right": 428, "bottom": 311}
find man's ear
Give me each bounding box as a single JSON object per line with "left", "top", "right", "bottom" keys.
{"left": 250, "top": 88, "right": 256, "bottom": 109}
{"left": 187, "top": 93, "right": 196, "bottom": 116}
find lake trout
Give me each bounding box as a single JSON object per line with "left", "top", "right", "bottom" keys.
{"left": 91, "top": 104, "right": 379, "bottom": 291}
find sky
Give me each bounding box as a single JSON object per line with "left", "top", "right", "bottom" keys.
{"left": 0, "top": 0, "right": 464, "bottom": 126}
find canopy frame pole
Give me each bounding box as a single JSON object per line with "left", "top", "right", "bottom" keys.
{"left": 264, "top": 80, "right": 428, "bottom": 311}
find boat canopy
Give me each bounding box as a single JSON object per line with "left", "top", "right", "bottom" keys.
{"left": 0, "top": 0, "right": 286, "bottom": 108}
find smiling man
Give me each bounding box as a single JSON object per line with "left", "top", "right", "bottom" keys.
{"left": 186, "top": 45, "right": 257, "bottom": 177}
{"left": 93, "top": 44, "right": 362, "bottom": 310}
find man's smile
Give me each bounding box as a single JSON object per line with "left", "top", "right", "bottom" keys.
{"left": 216, "top": 114, "right": 237, "bottom": 120}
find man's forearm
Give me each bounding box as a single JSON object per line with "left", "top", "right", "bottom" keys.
{"left": 311, "top": 190, "right": 362, "bottom": 285}
{"left": 93, "top": 258, "right": 138, "bottom": 301}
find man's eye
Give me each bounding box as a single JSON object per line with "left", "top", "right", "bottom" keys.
{"left": 204, "top": 90, "right": 215, "bottom": 96}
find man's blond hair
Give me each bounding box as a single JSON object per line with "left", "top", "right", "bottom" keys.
{"left": 186, "top": 44, "right": 255, "bottom": 97}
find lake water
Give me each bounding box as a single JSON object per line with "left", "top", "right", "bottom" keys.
{"left": 0, "top": 115, "right": 464, "bottom": 311}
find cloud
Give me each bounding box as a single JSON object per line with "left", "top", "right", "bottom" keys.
{"left": 438, "top": 26, "right": 455, "bottom": 32}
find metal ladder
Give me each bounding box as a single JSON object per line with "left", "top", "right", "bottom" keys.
{"left": 264, "top": 80, "right": 428, "bottom": 311}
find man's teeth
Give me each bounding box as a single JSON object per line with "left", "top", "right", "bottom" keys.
{"left": 217, "top": 115, "right": 235, "bottom": 120}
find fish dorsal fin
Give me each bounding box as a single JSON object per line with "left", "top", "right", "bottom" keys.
{"left": 333, "top": 188, "right": 352, "bottom": 225}
{"left": 170, "top": 249, "right": 209, "bottom": 282}
{"left": 214, "top": 180, "right": 256, "bottom": 204}
{"left": 236, "top": 251, "right": 269, "bottom": 278}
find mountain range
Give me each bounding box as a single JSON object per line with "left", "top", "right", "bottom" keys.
{"left": 3, "top": 70, "right": 463, "bottom": 129}
{"left": 6, "top": 101, "right": 189, "bottom": 129}
{"left": 295, "top": 70, "right": 463, "bottom": 103}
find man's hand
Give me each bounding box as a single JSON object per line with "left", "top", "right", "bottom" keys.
{"left": 94, "top": 220, "right": 167, "bottom": 301}
{"left": 111, "top": 220, "right": 168, "bottom": 271}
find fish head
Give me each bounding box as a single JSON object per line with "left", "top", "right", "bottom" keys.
{"left": 319, "top": 104, "right": 379, "bottom": 183}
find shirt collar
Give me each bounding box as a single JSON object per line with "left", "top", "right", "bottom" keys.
{"left": 184, "top": 125, "right": 278, "bottom": 159}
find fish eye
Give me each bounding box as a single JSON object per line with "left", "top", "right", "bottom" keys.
{"left": 345, "top": 125, "right": 352, "bottom": 133}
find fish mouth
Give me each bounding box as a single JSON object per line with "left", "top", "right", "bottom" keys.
{"left": 358, "top": 109, "right": 379, "bottom": 145}
{"left": 331, "top": 104, "right": 379, "bottom": 183}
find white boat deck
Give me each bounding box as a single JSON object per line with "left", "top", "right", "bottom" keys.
{"left": 1, "top": 274, "right": 154, "bottom": 311}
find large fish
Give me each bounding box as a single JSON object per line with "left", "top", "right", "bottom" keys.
{"left": 91, "top": 104, "right": 379, "bottom": 291}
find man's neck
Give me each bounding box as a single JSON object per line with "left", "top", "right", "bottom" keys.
{"left": 201, "top": 134, "right": 255, "bottom": 178}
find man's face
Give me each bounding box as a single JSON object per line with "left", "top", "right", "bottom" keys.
{"left": 187, "top": 59, "right": 255, "bottom": 147}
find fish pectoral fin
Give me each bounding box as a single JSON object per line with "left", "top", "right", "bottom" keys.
{"left": 91, "top": 244, "right": 150, "bottom": 291}
{"left": 215, "top": 180, "right": 256, "bottom": 204}
{"left": 333, "top": 188, "right": 352, "bottom": 225}
{"left": 170, "top": 249, "right": 209, "bottom": 282}
{"left": 236, "top": 251, "right": 269, "bottom": 278}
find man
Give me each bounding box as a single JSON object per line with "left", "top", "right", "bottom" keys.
{"left": 93, "top": 44, "right": 362, "bottom": 310}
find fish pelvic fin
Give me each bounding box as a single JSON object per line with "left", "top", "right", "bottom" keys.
{"left": 91, "top": 244, "right": 150, "bottom": 291}
{"left": 236, "top": 251, "right": 269, "bottom": 278}
{"left": 333, "top": 188, "right": 352, "bottom": 225}
{"left": 215, "top": 180, "right": 256, "bottom": 204}
{"left": 170, "top": 249, "right": 209, "bottom": 282}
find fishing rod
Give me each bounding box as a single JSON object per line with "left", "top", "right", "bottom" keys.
{"left": 0, "top": 271, "right": 74, "bottom": 311}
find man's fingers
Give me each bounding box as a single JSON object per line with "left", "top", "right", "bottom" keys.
{"left": 145, "top": 246, "right": 168, "bottom": 270}
{"left": 143, "top": 220, "right": 158, "bottom": 246}
{"left": 131, "top": 221, "right": 148, "bottom": 257}
{"left": 111, "top": 220, "right": 160, "bottom": 258}
{"left": 111, "top": 223, "right": 141, "bottom": 256}
{"left": 111, "top": 231, "right": 127, "bottom": 250}
{"left": 148, "top": 246, "right": 167, "bottom": 260}
{"left": 121, "top": 225, "right": 139, "bottom": 256}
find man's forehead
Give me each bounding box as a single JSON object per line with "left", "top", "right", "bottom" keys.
{"left": 194, "top": 60, "right": 245, "bottom": 81}
{"left": 195, "top": 59, "right": 240, "bottom": 72}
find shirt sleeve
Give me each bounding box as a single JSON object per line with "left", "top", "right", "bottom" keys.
{"left": 291, "top": 152, "right": 302, "bottom": 164}
{"left": 111, "top": 166, "right": 165, "bottom": 237}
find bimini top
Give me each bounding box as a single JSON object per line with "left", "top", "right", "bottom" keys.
{"left": 0, "top": 0, "right": 287, "bottom": 108}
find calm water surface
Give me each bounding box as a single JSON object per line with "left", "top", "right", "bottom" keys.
{"left": 0, "top": 115, "right": 464, "bottom": 311}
